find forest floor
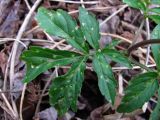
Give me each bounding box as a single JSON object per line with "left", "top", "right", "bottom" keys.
{"left": 0, "top": 0, "right": 157, "bottom": 120}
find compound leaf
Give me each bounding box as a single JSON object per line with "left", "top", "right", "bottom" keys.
{"left": 93, "top": 52, "right": 117, "bottom": 104}
{"left": 21, "top": 46, "right": 82, "bottom": 83}
{"left": 102, "top": 48, "right": 132, "bottom": 68}
{"left": 49, "top": 57, "right": 86, "bottom": 115}
{"left": 149, "top": 87, "right": 160, "bottom": 120}
{"left": 117, "top": 72, "right": 159, "bottom": 112}
{"left": 79, "top": 7, "right": 100, "bottom": 49}
{"left": 151, "top": 24, "right": 160, "bottom": 71}
{"left": 36, "top": 7, "right": 88, "bottom": 53}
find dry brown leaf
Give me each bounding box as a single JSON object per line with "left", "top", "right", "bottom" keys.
{"left": 0, "top": 1, "right": 26, "bottom": 37}
{"left": 90, "top": 104, "right": 112, "bottom": 120}
{"left": 0, "top": 51, "right": 8, "bottom": 74}
{"left": 100, "top": 0, "right": 121, "bottom": 6}
{"left": 38, "top": 107, "right": 57, "bottom": 120}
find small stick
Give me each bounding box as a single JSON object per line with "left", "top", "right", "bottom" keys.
{"left": 128, "top": 39, "right": 160, "bottom": 55}
{"left": 100, "top": 5, "right": 128, "bottom": 26}
{"left": 101, "top": 32, "right": 132, "bottom": 43}
{"left": 24, "top": 0, "right": 31, "bottom": 10}
{"left": 0, "top": 89, "right": 16, "bottom": 118}
{"left": 145, "top": 18, "right": 151, "bottom": 66}
{"left": 49, "top": 0, "right": 99, "bottom": 4}
{"left": 19, "top": 83, "right": 27, "bottom": 120}
{"left": 34, "top": 68, "right": 58, "bottom": 118}
{"left": 8, "top": 0, "right": 42, "bottom": 119}
{"left": 142, "top": 18, "right": 151, "bottom": 113}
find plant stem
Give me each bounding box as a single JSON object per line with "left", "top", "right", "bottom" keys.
{"left": 128, "top": 39, "right": 160, "bottom": 55}
{"left": 127, "top": 39, "right": 160, "bottom": 72}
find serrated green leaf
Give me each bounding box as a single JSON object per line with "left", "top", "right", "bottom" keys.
{"left": 93, "top": 52, "right": 117, "bottom": 104}
{"left": 21, "top": 46, "right": 80, "bottom": 64}
{"left": 149, "top": 15, "right": 160, "bottom": 24}
{"left": 149, "top": 7, "right": 160, "bottom": 14}
{"left": 117, "top": 72, "right": 159, "bottom": 113}
{"left": 123, "top": 0, "right": 147, "bottom": 11}
{"left": 149, "top": 87, "right": 160, "bottom": 120}
{"left": 49, "top": 57, "right": 86, "bottom": 115}
{"left": 102, "top": 48, "right": 132, "bottom": 68}
{"left": 21, "top": 46, "right": 82, "bottom": 83}
{"left": 151, "top": 24, "right": 160, "bottom": 71}
{"left": 36, "top": 7, "right": 88, "bottom": 53}
{"left": 79, "top": 7, "right": 100, "bottom": 49}
{"left": 151, "top": 0, "right": 160, "bottom": 4}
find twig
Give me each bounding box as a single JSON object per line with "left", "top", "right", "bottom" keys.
{"left": 51, "top": 39, "right": 65, "bottom": 49}
{"left": 0, "top": 38, "right": 55, "bottom": 44}
{"left": 145, "top": 18, "right": 151, "bottom": 66}
{"left": 49, "top": 0, "right": 99, "bottom": 4}
{"left": 100, "top": 5, "right": 128, "bottom": 26}
{"left": 118, "top": 73, "right": 124, "bottom": 95}
{"left": 23, "top": 26, "right": 39, "bottom": 36}
{"left": 14, "top": 0, "right": 42, "bottom": 120}
{"left": 34, "top": 68, "right": 58, "bottom": 118}
{"left": 62, "top": 44, "right": 72, "bottom": 50}
{"left": 24, "top": 0, "right": 31, "bottom": 10}
{"left": 142, "top": 18, "right": 151, "bottom": 113}
{"left": 0, "top": 101, "right": 16, "bottom": 119}
{"left": 0, "top": 39, "right": 27, "bottom": 48}
{"left": 101, "top": 32, "right": 132, "bottom": 43}
{"left": 68, "top": 6, "right": 113, "bottom": 14}
{"left": 19, "top": 83, "right": 27, "bottom": 120}
{"left": 44, "top": 32, "right": 56, "bottom": 42}
{"left": 3, "top": 53, "right": 12, "bottom": 120}
{"left": 129, "top": 20, "right": 145, "bottom": 46}
{"left": 0, "top": 89, "right": 16, "bottom": 118}
{"left": 81, "top": 0, "right": 85, "bottom": 8}
{"left": 9, "top": 0, "right": 42, "bottom": 119}
{"left": 3, "top": 53, "right": 12, "bottom": 90}
{"left": 121, "top": 21, "right": 147, "bottom": 36}
{"left": 0, "top": 38, "right": 69, "bottom": 50}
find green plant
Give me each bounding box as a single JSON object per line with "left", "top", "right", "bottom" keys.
{"left": 122, "top": 24, "right": 160, "bottom": 120}
{"left": 21, "top": 7, "right": 131, "bottom": 115}
{"left": 123, "top": 0, "right": 160, "bottom": 24}
{"left": 21, "top": 2, "right": 160, "bottom": 118}
{"left": 117, "top": 0, "right": 160, "bottom": 119}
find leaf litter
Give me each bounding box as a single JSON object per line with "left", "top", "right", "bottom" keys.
{"left": 0, "top": 0, "right": 158, "bottom": 119}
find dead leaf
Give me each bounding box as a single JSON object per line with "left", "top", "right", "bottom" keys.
{"left": 123, "top": 8, "right": 132, "bottom": 22}
{"left": 0, "top": 51, "right": 8, "bottom": 74}
{"left": 38, "top": 107, "right": 57, "bottom": 120}
{"left": 90, "top": 104, "right": 112, "bottom": 120}
{"left": 0, "top": 1, "right": 26, "bottom": 37}
{"left": 100, "top": 0, "right": 121, "bottom": 6}
{"left": 99, "top": 9, "right": 120, "bottom": 48}
{"left": 12, "top": 69, "right": 25, "bottom": 99}
{"left": 0, "top": 0, "right": 13, "bottom": 25}
{"left": 61, "top": 111, "right": 75, "bottom": 120}
{"left": 121, "top": 31, "right": 134, "bottom": 40}
{"left": 103, "top": 113, "right": 122, "bottom": 120}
